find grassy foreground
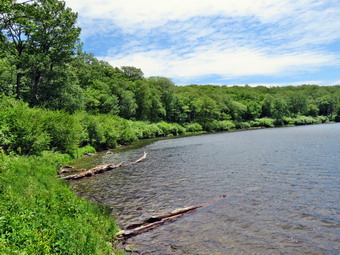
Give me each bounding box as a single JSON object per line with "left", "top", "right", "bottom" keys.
{"left": 0, "top": 151, "right": 126, "bottom": 254}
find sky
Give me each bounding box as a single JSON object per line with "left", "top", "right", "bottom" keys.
{"left": 65, "top": 0, "right": 340, "bottom": 86}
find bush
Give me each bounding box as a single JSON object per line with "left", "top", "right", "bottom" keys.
{"left": 316, "top": 115, "right": 329, "bottom": 123}
{"left": 203, "top": 120, "right": 220, "bottom": 132}
{"left": 292, "top": 116, "right": 320, "bottom": 125}
{"left": 184, "top": 123, "right": 203, "bottom": 132}
{"left": 41, "top": 110, "right": 83, "bottom": 154}
{"left": 282, "top": 117, "right": 294, "bottom": 126}
{"left": 251, "top": 118, "right": 275, "bottom": 128}
{"left": 234, "top": 121, "right": 251, "bottom": 129}
{"left": 156, "top": 121, "right": 183, "bottom": 136}
{"left": 218, "top": 120, "right": 236, "bottom": 131}
{"left": 0, "top": 99, "right": 50, "bottom": 155}
{"left": 71, "top": 145, "right": 96, "bottom": 158}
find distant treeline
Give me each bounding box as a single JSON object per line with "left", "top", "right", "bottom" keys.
{"left": 1, "top": 50, "right": 340, "bottom": 128}
{"left": 1, "top": 0, "right": 340, "bottom": 132}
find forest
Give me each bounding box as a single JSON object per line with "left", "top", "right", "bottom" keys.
{"left": 1, "top": 0, "right": 340, "bottom": 254}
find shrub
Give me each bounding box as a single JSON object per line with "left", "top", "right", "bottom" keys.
{"left": 282, "top": 117, "right": 294, "bottom": 126}
{"left": 0, "top": 99, "right": 50, "bottom": 155}
{"left": 251, "top": 118, "right": 275, "bottom": 128}
{"left": 203, "top": 120, "right": 220, "bottom": 132}
{"left": 71, "top": 145, "right": 96, "bottom": 158}
{"left": 234, "top": 121, "right": 251, "bottom": 129}
{"left": 218, "top": 120, "right": 236, "bottom": 131}
{"left": 316, "top": 115, "right": 329, "bottom": 123}
{"left": 184, "top": 123, "right": 203, "bottom": 132}
{"left": 41, "top": 110, "right": 83, "bottom": 154}
{"left": 292, "top": 116, "right": 320, "bottom": 125}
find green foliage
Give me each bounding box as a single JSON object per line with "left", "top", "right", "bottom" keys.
{"left": 290, "top": 116, "right": 326, "bottom": 125}
{"left": 120, "top": 66, "right": 144, "bottom": 81}
{"left": 1, "top": 0, "right": 339, "bottom": 128}
{"left": 204, "top": 120, "right": 236, "bottom": 132}
{"left": 234, "top": 121, "right": 251, "bottom": 129}
{"left": 272, "top": 97, "right": 289, "bottom": 125}
{"left": 71, "top": 145, "right": 96, "bottom": 159}
{"left": 184, "top": 122, "right": 203, "bottom": 132}
{"left": 0, "top": 0, "right": 81, "bottom": 104}
{"left": 156, "top": 121, "right": 182, "bottom": 136}
{"left": 0, "top": 58, "right": 15, "bottom": 96}
{"left": 0, "top": 98, "right": 50, "bottom": 155}
{"left": 0, "top": 152, "right": 121, "bottom": 254}
{"left": 250, "top": 118, "right": 275, "bottom": 128}
{"left": 41, "top": 110, "right": 82, "bottom": 154}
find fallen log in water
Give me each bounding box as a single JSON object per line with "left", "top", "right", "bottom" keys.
{"left": 57, "top": 166, "right": 87, "bottom": 175}
{"left": 116, "top": 205, "right": 202, "bottom": 239}
{"left": 61, "top": 162, "right": 124, "bottom": 180}
{"left": 125, "top": 151, "right": 148, "bottom": 166}
{"left": 60, "top": 152, "right": 147, "bottom": 180}
{"left": 116, "top": 187, "right": 266, "bottom": 240}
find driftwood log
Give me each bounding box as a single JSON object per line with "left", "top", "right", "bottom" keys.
{"left": 60, "top": 152, "right": 147, "bottom": 180}
{"left": 116, "top": 205, "right": 203, "bottom": 239}
{"left": 115, "top": 186, "right": 265, "bottom": 240}
{"left": 115, "top": 190, "right": 256, "bottom": 240}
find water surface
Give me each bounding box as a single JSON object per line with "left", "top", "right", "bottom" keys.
{"left": 72, "top": 124, "right": 340, "bottom": 254}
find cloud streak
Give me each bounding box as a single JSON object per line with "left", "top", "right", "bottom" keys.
{"left": 103, "top": 48, "right": 336, "bottom": 79}
{"left": 66, "top": 0, "right": 340, "bottom": 84}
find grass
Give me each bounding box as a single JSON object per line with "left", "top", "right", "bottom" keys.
{"left": 0, "top": 151, "right": 124, "bottom": 254}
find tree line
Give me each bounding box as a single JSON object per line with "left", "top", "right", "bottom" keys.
{"left": 1, "top": 0, "right": 340, "bottom": 128}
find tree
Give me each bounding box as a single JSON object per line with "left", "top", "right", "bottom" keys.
{"left": 148, "top": 76, "right": 175, "bottom": 120}
{"left": 0, "top": 0, "right": 81, "bottom": 105}
{"left": 288, "top": 93, "right": 308, "bottom": 116}
{"left": 0, "top": 0, "right": 30, "bottom": 99}
{"left": 261, "top": 95, "right": 274, "bottom": 118}
{"left": 272, "top": 97, "right": 289, "bottom": 125}
{"left": 318, "top": 95, "right": 336, "bottom": 117}
{"left": 118, "top": 90, "right": 137, "bottom": 119}
{"left": 243, "top": 99, "right": 261, "bottom": 120}
{"left": 0, "top": 57, "right": 16, "bottom": 95}
{"left": 121, "top": 66, "right": 144, "bottom": 81}
{"left": 133, "top": 80, "right": 165, "bottom": 121}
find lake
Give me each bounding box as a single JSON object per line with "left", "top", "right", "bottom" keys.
{"left": 72, "top": 124, "right": 340, "bottom": 254}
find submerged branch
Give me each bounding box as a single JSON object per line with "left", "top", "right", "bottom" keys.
{"left": 116, "top": 194, "right": 232, "bottom": 240}
{"left": 116, "top": 205, "right": 203, "bottom": 239}
{"left": 60, "top": 152, "right": 147, "bottom": 180}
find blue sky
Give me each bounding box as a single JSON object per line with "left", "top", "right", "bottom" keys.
{"left": 65, "top": 0, "right": 340, "bottom": 86}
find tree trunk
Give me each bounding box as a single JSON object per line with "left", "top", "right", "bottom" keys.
{"left": 16, "top": 72, "right": 23, "bottom": 99}
{"left": 31, "top": 71, "right": 41, "bottom": 104}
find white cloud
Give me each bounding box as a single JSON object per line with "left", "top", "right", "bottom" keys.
{"left": 65, "top": 0, "right": 340, "bottom": 83}
{"left": 331, "top": 80, "right": 340, "bottom": 85}
{"left": 242, "top": 81, "right": 323, "bottom": 87}
{"left": 66, "top": 0, "right": 292, "bottom": 31}
{"left": 101, "top": 47, "right": 336, "bottom": 80}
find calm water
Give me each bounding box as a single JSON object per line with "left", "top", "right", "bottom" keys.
{"left": 72, "top": 124, "right": 340, "bottom": 255}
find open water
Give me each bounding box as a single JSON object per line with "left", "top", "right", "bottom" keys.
{"left": 72, "top": 124, "right": 340, "bottom": 254}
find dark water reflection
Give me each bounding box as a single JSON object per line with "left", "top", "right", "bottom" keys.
{"left": 72, "top": 124, "right": 340, "bottom": 254}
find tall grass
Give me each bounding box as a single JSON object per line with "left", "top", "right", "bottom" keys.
{"left": 0, "top": 152, "right": 123, "bottom": 254}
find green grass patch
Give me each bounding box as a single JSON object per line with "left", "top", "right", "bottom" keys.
{"left": 0, "top": 152, "right": 123, "bottom": 254}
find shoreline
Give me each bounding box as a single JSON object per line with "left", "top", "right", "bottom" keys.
{"left": 74, "top": 120, "right": 337, "bottom": 164}
{"left": 70, "top": 121, "right": 339, "bottom": 254}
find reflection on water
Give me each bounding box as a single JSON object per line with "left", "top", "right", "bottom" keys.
{"left": 72, "top": 124, "right": 340, "bottom": 254}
